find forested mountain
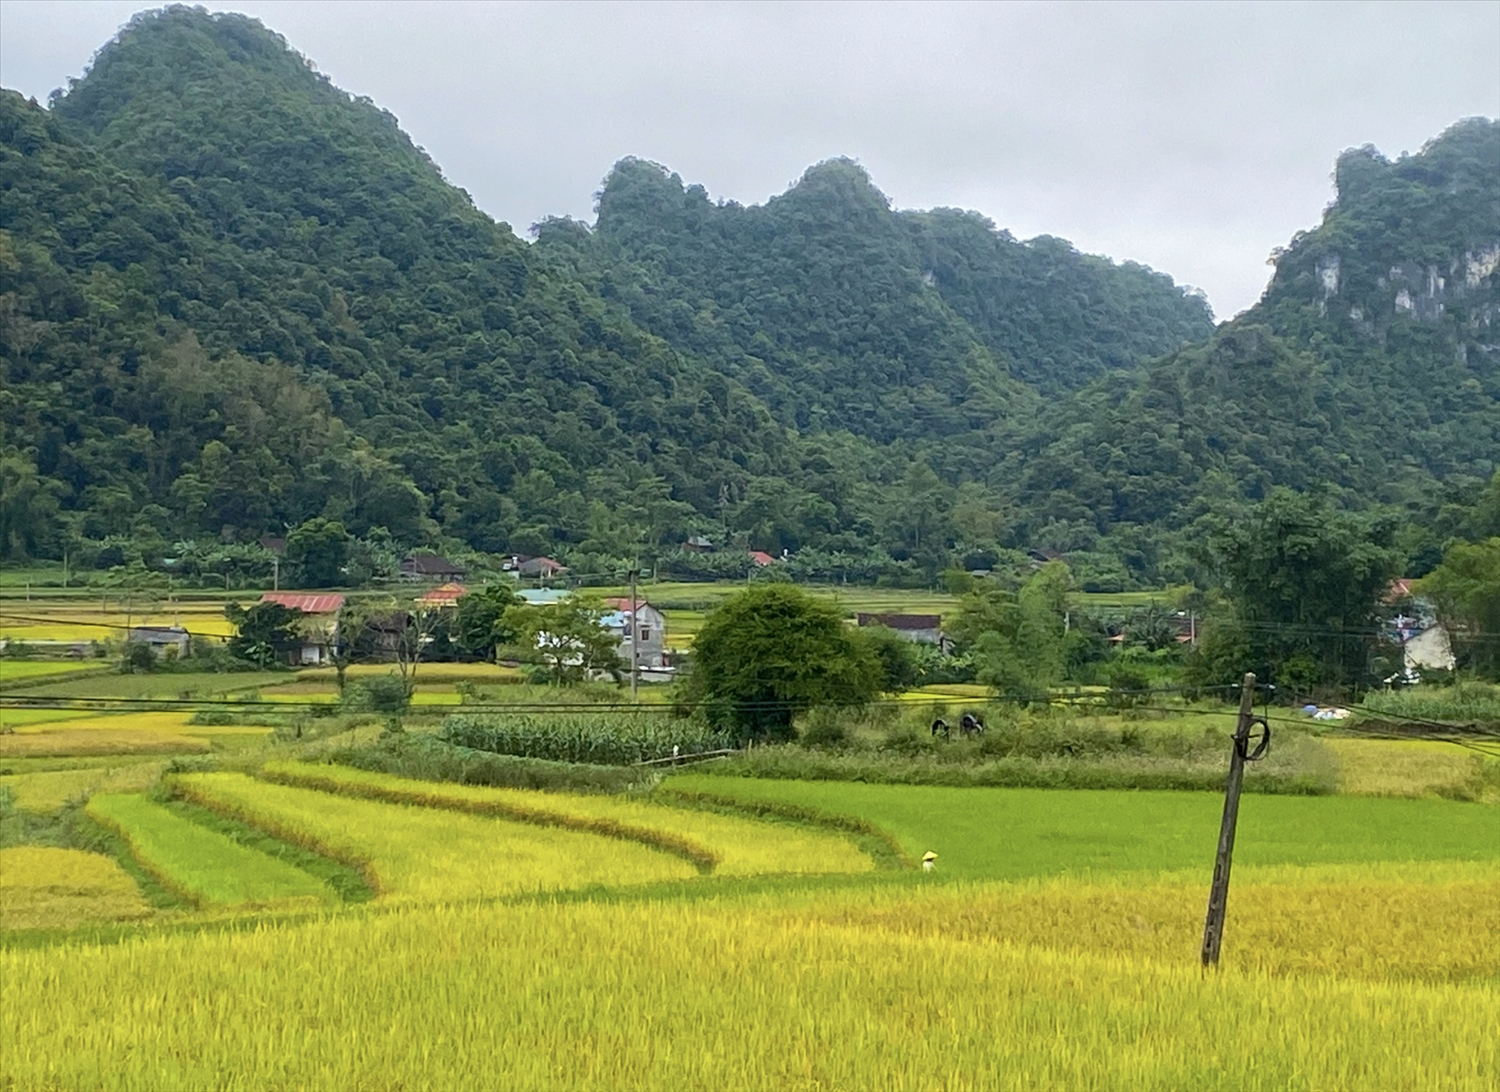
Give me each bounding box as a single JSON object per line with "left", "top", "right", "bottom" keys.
{"left": 2, "top": 6, "right": 1496, "bottom": 589}
{"left": 1011, "top": 119, "right": 1500, "bottom": 580}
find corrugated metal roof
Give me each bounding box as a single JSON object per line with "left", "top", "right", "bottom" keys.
{"left": 261, "top": 592, "right": 346, "bottom": 614}
{"left": 856, "top": 612, "right": 941, "bottom": 630}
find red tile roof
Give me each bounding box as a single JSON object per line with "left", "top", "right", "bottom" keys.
{"left": 748, "top": 551, "right": 777, "bottom": 566}
{"left": 261, "top": 592, "right": 345, "bottom": 614}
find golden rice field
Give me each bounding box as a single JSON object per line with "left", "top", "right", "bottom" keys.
{"left": 3, "top": 860, "right": 1494, "bottom": 1089}
{"left": 1325, "top": 737, "right": 1496, "bottom": 800}
{"left": 0, "top": 846, "right": 151, "bottom": 930}
{"left": 0, "top": 711, "right": 225, "bottom": 759}
{"left": 0, "top": 601, "right": 237, "bottom": 642}
{"left": 263, "top": 761, "right": 875, "bottom": 876}
{"left": 0, "top": 760, "right": 164, "bottom": 813}
{"left": 172, "top": 772, "right": 702, "bottom": 900}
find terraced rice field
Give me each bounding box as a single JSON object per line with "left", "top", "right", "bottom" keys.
{"left": 1324, "top": 736, "right": 1496, "bottom": 800}
{"left": 87, "top": 794, "right": 336, "bottom": 908}
{"left": 263, "top": 761, "right": 875, "bottom": 876}
{"left": 0, "top": 761, "right": 164, "bottom": 813}
{"left": 3, "top": 859, "right": 1494, "bottom": 1089}
{"left": 0, "top": 846, "right": 151, "bottom": 930}
{"left": 0, "top": 660, "right": 112, "bottom": 684}
{"left": 0, "top": 712, "right": 222, "bottom": 759}
{"left": 171, "top": 772, "right": 702, "bottom": 900}
{"left": 666, "top": 776, "right": 1500, "bottom": 878}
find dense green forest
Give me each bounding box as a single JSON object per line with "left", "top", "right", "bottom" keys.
{"left": 1, "top": 7, "right": 1497, "bottom": 592}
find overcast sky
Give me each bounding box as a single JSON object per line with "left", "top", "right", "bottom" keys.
{"left": 3, "top": 1, "right": 1497, "bottom": 318}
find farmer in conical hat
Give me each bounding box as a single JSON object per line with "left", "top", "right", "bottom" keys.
{"left": 921, "top": 851, "right": 938, "bottom": 872}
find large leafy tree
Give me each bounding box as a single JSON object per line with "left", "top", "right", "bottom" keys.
{"left": 224, "top": 601, "right": 300, "bottom": 666}
{"left": 683, "top": 585, "right": 880, "bottom": 741}
{"left": 503, "top": 600, "right": 622, "bottom": 686}
{"left": 285, "top": 518, "right": 349, "bottom": 588}
{"left": 452, "top": 583, "right": 521, "bottom": 662}
{"left": 1206, "top": 489, "right": 1403, "bottom": 694}
{"left": 950, "top": 562, "right": 1073, "bottom": 701}
{"left": 1417, "top": 539, "right": 1500, "bottom": 678}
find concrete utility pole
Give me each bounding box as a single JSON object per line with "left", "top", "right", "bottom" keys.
{"left": 628, "top": 567, "right": 640, "bottom": 700}
{"left": 1201, "top": 672, "right": 1271, "bottom": 968}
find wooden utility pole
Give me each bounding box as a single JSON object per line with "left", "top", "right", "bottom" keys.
{"left": 628, "top": 567, "right": 640, "bottom": 700}
{"left": 1201, "top": 672, "right": 1270, "bottom": 967}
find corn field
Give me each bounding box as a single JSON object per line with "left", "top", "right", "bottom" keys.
{"left": 442, "top": 711, "right": 733, "bottom": 765}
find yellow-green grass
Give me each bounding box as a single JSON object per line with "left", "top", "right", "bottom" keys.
{"left": 0, "top": 708, "right": 82, "bottom": 729}
{"left": 1324, "top": 737, "right": 1495, "bottom": 800}
{"left": 666, "top": 777, "right": 1500, "bottom": 880}
{"left": 263, "top": 761, "right": 873, "bottom": 877}
{"left": 9, "top": 670, "right": 287, "bottom": 700}
{"left": 0, "top": 846, "right": 151, "bottom": 930}
{"left": 172, "top": 772, "right": 698, "bottom": 901}
{"left": 0, "top": 660, "right": 111, "bottom": 683}
{"left": 86, "top": 793, "right": 334, "bottom": 909}
{"left": 0, "top": 761, "right": 165, "bottom": 813}
{"left": 4, "top": 866, "right": 1495, "bottom": 1089}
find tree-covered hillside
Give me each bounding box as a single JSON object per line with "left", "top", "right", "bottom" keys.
{"left": 1, "top": 6, "right": 1496, "bottom": 590}
{"left": 1008, "top": 118, "right": 1500, "bottom": 583}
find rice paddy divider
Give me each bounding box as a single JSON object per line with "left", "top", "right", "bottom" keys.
{"left": 656, "top": 785, "right": 914, "bottom": 870}
{"left": 166, "top": 777, "right": 386, "bottom": 897}
{"left": 258, "top": 763, "right": 722, "bottom": 874}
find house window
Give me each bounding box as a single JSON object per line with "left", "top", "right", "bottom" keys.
{"left": 639, "top": 627, "right": 651, "bottom": 643}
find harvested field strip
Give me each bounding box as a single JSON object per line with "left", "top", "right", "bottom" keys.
{"left": 0, "top": 762, "right": 164, "bottom": 813}
{"left": 4, "top": 873, "right": 1496, "bottom": 1089}
{"left": 172, "top": 773, "right": 699, "bottom": 901}
{"left": 85, "top": 794, "right": 333, "bottom": 908}
{"left": 0, "top": 847, "right": 151, "bottom": 931}
{"left": 264, "top": 761, "right": 873, "bottom": 876}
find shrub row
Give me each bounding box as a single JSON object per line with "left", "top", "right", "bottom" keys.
{"left": 441, "top": 712, "right": 732, "bottom": 767}
{"left": 694, "top": 736, "right": 1337, "bottom": 795}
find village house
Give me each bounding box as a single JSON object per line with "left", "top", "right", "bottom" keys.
{"left": 856, "top": 612, "right": 948, "bottom": 649}
{"left": 516, "top": 556, "right": 567, "bottom": 579}
{"left": 260, "top": 591, "right": 345, "bottom": 666}
{"left": 600, "top": 598, "right": 669, "bottom": 670}
{"left": 1387, "top": 580, "right": 1457, "bottom": 676}
{"left": 416, "top": 582, "right": 466, "bottom": 609}
{"left": 399, "top": 553, "right": 467, "bottom": 582}
{"left": 127, "top": 625, "right": 191, "bottom": 660}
